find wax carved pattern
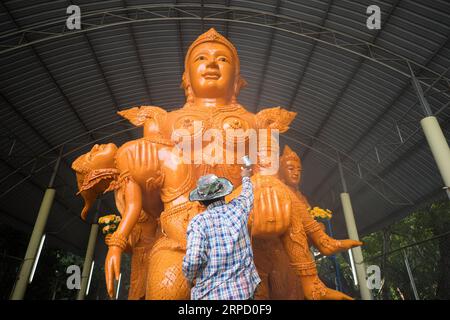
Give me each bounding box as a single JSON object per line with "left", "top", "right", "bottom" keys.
{"left": 72, "top": 28, "right": 362, "bottom": 300}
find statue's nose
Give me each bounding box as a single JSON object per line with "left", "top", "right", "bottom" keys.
{"left": 206, "top": 58, "right": 219, "bottom": 68}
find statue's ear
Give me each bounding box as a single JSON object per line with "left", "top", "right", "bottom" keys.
{"left": 255, "top": 107, "right": 297, "bottom": 133}
{"left": 234, "top": 76, "right": 248, "bottom": 97}
{"left": 118, "top": 106, "right": 167, "bottom": 127}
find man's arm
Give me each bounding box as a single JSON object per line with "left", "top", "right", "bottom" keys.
{"left": 230, "top": 168, "right": 254, "bottom": 221}
{"left": 182, "top": 221, "right": 206, "bottom": 284}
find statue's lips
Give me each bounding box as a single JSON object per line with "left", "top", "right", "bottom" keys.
{"left": 202, "top": 71, "right": 220, "bottom": 80}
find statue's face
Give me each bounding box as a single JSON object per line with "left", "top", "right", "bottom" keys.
{"left": 281, "top": 160, "right": 301, "bottom": 187}
{"left": 188, "top": 42, "right": 236, "bottom": 99}
{"left": 85, "top": 143, "right": 117, "bottom": 170}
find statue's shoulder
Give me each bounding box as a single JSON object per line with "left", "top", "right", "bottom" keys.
{"left": 118, "top": 105, "right": 168, "bottom": 127}
{"left": 255, "top": 106, "right": 297, "bottom": 133}
{"left": 118, "top": 105, "right": 179, "bottom": 141}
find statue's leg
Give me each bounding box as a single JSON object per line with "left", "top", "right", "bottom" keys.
{"left": 268, "top": 238, "right": 304, "bottom": 300}
{"left": 297, "top": 195, "right": 362, "bottom": 256}
{"left": 252, "top": 239, "right": 272, "bottom": 300}
{"left": 254, "top": 271, "right": 269, "bottom": 300}
{"left": 145, "top": 237, "right": 190, "bottom": 300}
{"left": 128, "top": 246, "right": 148, "bottom": 300}
{"left": 281, "top": 213, "right": 353, "bottom": 300}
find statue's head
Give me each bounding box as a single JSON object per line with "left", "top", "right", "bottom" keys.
{"left": 279, "top": 145, "right": 302, "bottom": 187}
{"left": 72, "top": 143, "right": 118, "bottom": 220}
{"left": 181, "top": 28, "right": 247, "bottom": 105}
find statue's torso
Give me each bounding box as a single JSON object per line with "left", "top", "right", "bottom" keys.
{"left": 162, "top": 104, "right": 257, "bottom": 187}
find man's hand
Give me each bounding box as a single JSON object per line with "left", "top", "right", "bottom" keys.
{"left": 105, "top": 246, "right": 123, "bottom": 299}
{"left": 241, "top": 167, "right": 252, "bottom": 177}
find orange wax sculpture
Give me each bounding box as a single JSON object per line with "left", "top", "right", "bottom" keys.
{"left": 72, "top": 28, "right": 362, "bottom": 300}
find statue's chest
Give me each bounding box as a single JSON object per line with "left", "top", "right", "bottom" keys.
{"left": 165, "top": 109, "right": 256, "bottom": 139}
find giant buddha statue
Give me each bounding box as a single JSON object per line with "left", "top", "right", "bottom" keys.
{"left": 73, "top": 28, "right": 362, "bottom": 300}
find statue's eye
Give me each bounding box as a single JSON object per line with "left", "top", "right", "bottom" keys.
{"left": 196, "top": 55, "right": 207, "bottom": 61}
{"left": 218, "top": 57, "right": 227, "bottom": 62}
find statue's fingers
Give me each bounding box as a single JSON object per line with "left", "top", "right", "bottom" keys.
{"left": 113, "top": 257, "right": 120, "bottom": 281}
{"left": 349, "top": 240, "right": 364, "bottom": 248}
{"left": 140, "top": 142, "right": 147, "bottom": 169}
{"left": 260, "top": 189, "right": 269, "bottom": 215}
{"left": 256, "top": 190, "right": 263, "bottom": 212}
{"left": 266, "top": 189, "right": 277, "bottom": 220}
{"left": 272, "top": 189, "right": 280, "bottom": 213}
{"left": 105, "top": 261, "right": 115, "bottom": 298}
{"left": 126, "top": 149, "right": 134, "bottom": 170}
{"left": 339, "top": 292, "right": 353, "bottom": 300}
{"left": 270, "top": 189, "right": 283, "bottom": 220}
{"left": 151, "top": 143, "right": 159, "bottom": 170}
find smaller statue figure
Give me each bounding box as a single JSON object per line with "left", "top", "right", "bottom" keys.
{"left": 279, "top": 145, "right": 362, "bottom": 256}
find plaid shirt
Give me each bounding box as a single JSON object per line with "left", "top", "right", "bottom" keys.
{"left": 182, "top": 176, "right": 261, "bottom": 300}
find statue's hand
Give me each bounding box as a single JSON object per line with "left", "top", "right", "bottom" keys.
{"left": 125, "top": 140, "right": 161, "bottom": 175}
{"left": 251, "top": 181, "right": 291, "bottom": 236}
{"left": 116, "top": 140, "right": 164, "bottom": 190}
{"left": 105, "top": 246, "right": 122, "bottom": 299}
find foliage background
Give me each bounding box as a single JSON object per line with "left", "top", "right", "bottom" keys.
{"left": 317, "top": 200, "right": 450, "bottom": 300}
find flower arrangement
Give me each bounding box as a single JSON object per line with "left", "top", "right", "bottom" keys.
{"left": 98, "top": 214, "right": 122, "bottom": 235}
{"left": 308, "top": 206, "right": 333, "bottom": 220}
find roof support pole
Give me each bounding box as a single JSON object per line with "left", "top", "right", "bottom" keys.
{"left": 77, "top": 200, "right": 101, "bottom": 300}
{"left": 410, "top": 63, "right": 450, "bottom": 199}
{"left": 402, "top": 249, "right": 420, "bottom": 300}
{"left": 77, "top": 223, "right": 98, "bottom": 300}
{"left": 337, "top": 154, "right": 373, "bottom": 300}
{"left": 10, "top": 147, "right": 63, "bottom": 300}
{"left": 420, "top": 116, "right": 450, "bottom": 199}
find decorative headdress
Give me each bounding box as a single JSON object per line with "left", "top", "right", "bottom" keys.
{"left": 72, "top": 151, "right": 119, "bottom": 220}
{"left": 281, "top": 145, "right": 301, "bottom": 166}
{"left": 181, "top": 28, "right": 247, "bottom": 104}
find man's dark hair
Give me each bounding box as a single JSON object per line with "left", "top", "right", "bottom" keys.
{"left": 200, "top": 196, "right": 225, "bottom": 208}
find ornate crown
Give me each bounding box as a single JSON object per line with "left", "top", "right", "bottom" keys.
{"left": 281, "top": 145, "right": 301, "bottom": 164}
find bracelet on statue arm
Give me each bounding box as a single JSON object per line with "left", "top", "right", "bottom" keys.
{"left": 108, "top": 232, "right": 128, "bottom": 250}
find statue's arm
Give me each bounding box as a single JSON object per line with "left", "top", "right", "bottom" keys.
{"left": 105, "top": 178, "right": 143, "bottom": 298}
{"left": 114, "top": 178, "right": 142, "bottom": 240}
{"left": 105, "top": 140, "right": 162, "bottom": 297}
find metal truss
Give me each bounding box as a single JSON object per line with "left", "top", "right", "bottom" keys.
{"left": 282, "top": 131, "right": 414, "bottom": 207}
{"left": 310, "top": 66, "right": 450, "bottom": 209}
{"left": 0, "top": 118, "right": 136, "bottom": 199}
{"left": 1, "top": 3, "right": 449, "bottom": 101}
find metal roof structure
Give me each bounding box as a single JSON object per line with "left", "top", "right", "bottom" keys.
{"left": 0, "top": 0, "right": 449, "bottom": 258}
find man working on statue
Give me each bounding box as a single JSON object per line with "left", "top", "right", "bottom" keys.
{"left": 182, "top": 166, "right": 261, "bottom": 300}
